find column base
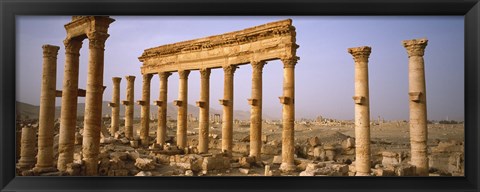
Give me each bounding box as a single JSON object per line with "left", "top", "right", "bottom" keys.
{"left": 279, "top": 163, "right": 296, "bottom": 173}
{"left": 355, "top": 172, "right": 371, "bottom": 176}
{"left": 83, "top": 157, "right": 98, "bottom": 176}
{"left": 17, "top": 160, "right": 35, "bottom": 169}
{"left": 32, "top": 166, "right": 58, "bottom": 174}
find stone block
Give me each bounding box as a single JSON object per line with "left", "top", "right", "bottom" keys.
{"left": 135, "top": 158, "right": 156, "bottom": 171}
{"left": 307, "top": 136, "right": 321, "bottom": 147}
{"left": 239, "top": 168, "right": 250, "bottom": 174}
{"left": 135, "top": 171, "right": 152, "bottom": 176}
{"left": 272, "top": 155, "right": 282, "bottom": 165}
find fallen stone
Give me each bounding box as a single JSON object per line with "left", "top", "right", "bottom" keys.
{"left": 185, "top": 170, "right": 194, "bottom": 176}
{"left": 239, "top": 168, "right": 249, "bottom": 174}
{"left": 135, "top": 171, "right": 152, "bottom": 176}
{"left": 272, "top": 155, "right": 282, "bottom": 165}
{"left": 308, "top": 136, "right": 321, "bottom": 147}
{"left": 135, "top": 158, "right": 156, "bottom": 171}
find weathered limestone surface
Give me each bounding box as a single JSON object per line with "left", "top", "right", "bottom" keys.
{"left": 57, "top": 39, "right": 82, "bottom": 171}
{"left": 123, "top": 76, "right": 136, "bottom": 139}
{"left": 139, "top": 74, "right": 153, "bottom": 146}
{"left": 249, "top": 61, "right": 266, "bottom": 159}
{"left": 403, "top": 38, "right": 429, "bottom": 176}
{"left": 279, "top": 57, "right": 298, "bottom": 172}
{"left": 109, "top": 77, "right": 122, "bottom": 135}
{"left": 18, "top": 127, "right": 37, "bottom": 169}
{"left": 176, "top": 70, "right": 190, "bottom": 149}
{"left": 35, "top": 45, "right": 60, "bottom": 171}
{"left": 348, "top": 46, "right": 372, "bottom": 176}
{"left": 156, "top": 72, "right": 171, "bottom": 145}
{"left": 197, "top": 68, "right": 211, "bottom": 153}
{"left": 221, "top": 65, "right": 236, "bottom": 154}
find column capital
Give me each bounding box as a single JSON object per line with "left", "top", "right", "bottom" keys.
{"left": 42, "top": 44, "right": 60, "bottom": 58}
{"left": 125, "top": 75, "right": 136, "bottom": 81}
{"left": 348, "top": 46, "right": 372, "bottom": 63}
{"left": 178, "top": 70, "right": 190, "bottom": 79}
{"left": 281, "top": 57, "right": 299, "bottom": 68}
{"left": 158, "top": 72, "right": 172, "bottom": 80}
{"left": 63, "top": 39, "right": 82, "bottom": 55}
{"left": 251, "top": 61, "right": 266, "bottom": 72}
{"left": 143, "top": 73, "right": 153, "bottom": 81}
{"left": 402, "top": 38, "right": 428, "bottom": 57}
{"left": 112, "top": 77, "right": 122, "bottom": 83}
{"left": 86, "top": 32, "right": 110, "bottom": 49}
{"left": 223, "top": 65, "right": 237, "bottom": 75}
{"left": 199, "top": 68, "right": 211, "bottom": 79}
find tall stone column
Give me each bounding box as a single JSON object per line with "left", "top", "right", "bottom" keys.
{"left": 175, "top": 70, "right": 190, "bottom": 148}
{"left": 279, "top": 57, "right": 297, "bottom": 172}
{"left": 17, "top": 126, "right": 37, "bottom": 169}
{"left": 109, "top": 77, "right": 122, "bottom": 135}
{"left": 220, "top": 65, "right": 236, "bottom": 154}
{"left": 403, "top": 38, "right": 429, "bottom": 176}
{"left": 82, "top": 32, "right": 109, "bottom": 176}
{"left": 57, "top": 39, "right": 82, "bottom": 171}
{"left": 197, "top": 68, "right": 211, "bottom": 153}
{"left": 249, "top": 61, "right": 266, "bottom": 160}
{"left": 34, "top": 45, "right": 60, "bottom": 171}
{"left": 348, "top": 46, "right": 372, "bottom": 176}
{"left": 123, "top": 76, "right": 136, "bottom": 139}
{"left": 156, "top": 72, "right": 171, "bottom": 145}
{"left": 139, "top": 74, "right": 153, "bottom": 146}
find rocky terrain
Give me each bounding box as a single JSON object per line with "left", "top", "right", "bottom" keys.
{"left": 15, "top": 115, "right": 464, "bottom": 177}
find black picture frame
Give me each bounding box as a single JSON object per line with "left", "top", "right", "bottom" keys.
{"left": 1, "top": 0, "right": 478, "bottom": 192}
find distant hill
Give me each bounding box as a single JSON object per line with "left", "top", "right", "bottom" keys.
{"left": 16, "top": 101, "right": 272, "bottom": 120}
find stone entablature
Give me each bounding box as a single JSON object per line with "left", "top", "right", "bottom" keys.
{"left": 139, "top": 19, "right": 298, "bottom": 74}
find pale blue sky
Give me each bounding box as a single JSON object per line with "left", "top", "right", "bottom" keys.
{"left": 16, "top": 16, "right": 464, "bottom": 121}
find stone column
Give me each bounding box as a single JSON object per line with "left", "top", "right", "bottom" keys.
{"left": 156, "top": 72, "right": 171, "bottom": 145}
{"left": 403, "top": 38, "right": 429, "bottom": 176}
{"left": 17, "top": 126, "right": 37, "bottom": 169}
{"left": 279, "top": 57, "right": 297, "bottom": 172}
{"left": 123, "top": 76, "right": 136, "bottom": 139}
{"left": 34, "top": 45, "right": 60, "bottom": 171}
{"left": 249, "top": 61, "right": 266, "bottom": 160}
{"left": 348, "top": 46, "right": 372, "bottom": 176}
{"left": 109, "top": 77, "right": 122, "bottom": 135}
{"left": 139, "top": 74, "right": 153, "bottom": 146}
{"left": 197, "top": 68, "right": 211, "bottom": 153}
{"left": 220, "top": 65, "right": 236, "bottom": 154}
{"left": 57, "top": 39, "right": 82, "bottom": 171}
{"left": 175, "top": 70, "right": 190, "bottom": 148}
{"left": 82, "top": 32, "right": 109, "bottom": 176}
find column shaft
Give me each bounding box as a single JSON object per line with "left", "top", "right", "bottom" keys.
{"left": 57, "top": 39, "right": 82, "bottom": 171}
{"left": 157, "top": 72, "right": 171, "bottom": 145}
{"left": 124, "top": 76, "right": 136, "bottom": 139}
{"left": 82, "top": 32, "right": 109, "bottom": 176}
{"left": 279, "top": 58, "right": 296, "bottom": 172}
{"left": 177, "top": 70, "right": 190, "bottom": 148}
{"left": 110, "top": 77, "right": 121, "bottom": 135}
{"left": 348, "top": 46, "right": 372, "bottom": 176}
{"left": 198, "top": 68, "right": 211, "bottom": 153}
{"left": 35, "top": 45, "right": 60, "bottom": 170}
{"left": 221, "top": 66, "right": 236, "bottom": 154}
{"left": 17, "top": 127, "right": 37, "bottom": 169}
{"left": 403, "top": 38, "right": 429, "bottom": 176}
{"left": 140, "top": 74, "right": 153, "bottom": 146}
{"left": 249, "top": 61, "right": 265, "bottom": 159}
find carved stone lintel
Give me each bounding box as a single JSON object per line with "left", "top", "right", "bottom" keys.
{"left": 86, "top": 32, "right": 110, "bottom": 50}
{"left": 153, "top": 100, "right": 163, "bottom": 106}
{"left": 196, "top": 101, "right": 205, "bottom": 108}
{"left": 402, "top": 38, "right": 428, "bottom": 57}
{"left": 121, "top": 100, "right": 130, "bottom": 105}
{"left": 178, "top": 70, "right": 190, "bottom": 79}
{"left": 409, "top": 92, "right": 422, "bottom": 102}
{"left": 158, "top": 72, "right": 172, "bottom": 80}
{"left": 173, "top": 100, "right": 183, "bottom": 107}
{"left": 223, "top": 65, "right": 237, "bottom": 75}
{"left": 248, "top": 98, "right": 257, "bottom": 106}
{"left": 199, "top": 68, "right": 211, "bottom": 79}
{"left": 278, "top": 96, "right": 290, "bottom": 104}
{"left": 42, "top": 44, "right": 60, "bottom": 58}
{"left": 281, "top": 57, "right": 298, "bottom": 68}
{"left": 219, "top": 99, "right": 229, "bottom": 106}
{"left": 352, "top": 96, "right": 365, "bottom": 105}
{"left": 64, "top": 39, "right": 82, "bottom": 55}
{"left": 348, "top": 46, "right": 372, "bottom": 63}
